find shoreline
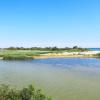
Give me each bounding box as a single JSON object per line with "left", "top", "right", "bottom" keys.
{"left": 33, "top": 51, "right": 100, "bottom": 59}
{"left": 33, "top": 55, "right": 93, "bottom": 59}
{"left": 0, "top": 51, "right": 100, "bottom": 60}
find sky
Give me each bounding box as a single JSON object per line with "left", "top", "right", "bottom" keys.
{"left": 0, "top": 0, "right": 100, "bottom": 48}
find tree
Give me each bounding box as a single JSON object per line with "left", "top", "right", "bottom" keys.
{"left": 73, "top": 46, "right": 78, "bottom": 49}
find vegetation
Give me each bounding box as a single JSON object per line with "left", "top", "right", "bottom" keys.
{"left": 0, "top": 50, "right": 50, "bottom": 60}
{"left": 0, "top": 84, "right": 51, "bottom": 100}
{"left": 3, "top": 55, "right": 33, "bottom": 60}
{"left": 4, "top": 46, "right": 88, "bottom": 51}
{"left": 0, "top": 46, "right": 88, "bottom": 60}
{"left": 95, "top": 53, "right": 100, "bottom": 58}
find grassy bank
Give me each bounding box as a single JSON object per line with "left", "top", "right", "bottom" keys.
{"left": 0, "top": 47, "right": 88, "bottom": 60}
{"left": 0, "top": 84, "right": 51, "bottom": 100}
{"left": 0, "top": 50, "right": 51, "bottom": 60}
{"left": 94, "top": 53, "right": 100, "bottom": 58}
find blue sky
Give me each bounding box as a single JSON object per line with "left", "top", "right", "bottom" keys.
{"left": 0, "top": 0, "right": 99, "bottom": 48}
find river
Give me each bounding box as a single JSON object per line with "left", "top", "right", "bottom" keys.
{"left": 0, "top": 58, "right": 100, "bottom": 100}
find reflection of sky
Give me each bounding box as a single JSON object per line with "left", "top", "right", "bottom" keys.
{"left": 32, "top": 58, "right": 100, "bottom": 68}
{"left": 0, "top": 58, "right": 100, "bottom": 100}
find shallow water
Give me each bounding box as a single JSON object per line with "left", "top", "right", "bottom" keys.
{"left": 0, "top": 58, "right": 100, "bottom": 100}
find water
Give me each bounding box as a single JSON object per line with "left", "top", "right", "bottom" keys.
{"left": 0, "top": 58, "right": 100, "bottom": 100}
{"left": 88, "top": 48, "right": 100, "bottom": 51}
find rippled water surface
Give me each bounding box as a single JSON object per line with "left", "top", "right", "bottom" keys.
{"left": 0, "top": 58, "right": 100, "bottom": 100}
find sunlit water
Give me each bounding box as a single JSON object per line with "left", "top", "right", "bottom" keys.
{"left": 0, "top": 58, "right": 100, "bottom": 100}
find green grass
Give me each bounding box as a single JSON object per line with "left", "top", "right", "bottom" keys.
{"left": 0, "top": 84, "right": 51, "bottom": 100}
{"left": 0, "top": 49, "right": 88, "bottom": 60}
{"left": 0, "top": 50, "right": 51, "bottom": 60}
{"left": 94, "top": 53, "right": 100, "bottom": 58}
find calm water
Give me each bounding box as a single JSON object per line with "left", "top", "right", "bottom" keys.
{"left": 0, "top": 58, "right": 100, "bottom": 100}
{"left": 88, "top": 48, "right": 100, "bottom": 51}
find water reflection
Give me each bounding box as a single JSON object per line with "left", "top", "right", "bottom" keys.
{"left": 0, "top": 58, "right": 100, "bottom": 100}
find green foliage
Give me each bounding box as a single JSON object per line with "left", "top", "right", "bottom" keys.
{"left": 95, "top": 53, "right": 100, "bottom": 58}
{"left": 0, "top": 50, "right": 50, "bottom": 60}
{"left": 0, "top": 84, "right": 51, "bottom": 100}
{"left": 4, "top": 46, "right": 87, "bottom": 51}
{"left": 73, "top": 46, "right": 78, "bottom": 49}
{"left": 0, "top": 46, "right": 88, "bottom": 60}
{"left": 3, "top": 55, "right": 33, "bottom": 60}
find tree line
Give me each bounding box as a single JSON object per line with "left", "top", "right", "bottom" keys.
{"left": 1, "top": 46, "right": 87, "bottom": 51}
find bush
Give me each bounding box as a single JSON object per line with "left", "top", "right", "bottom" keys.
{"left": 0, "top": 84, "right": 51, "bottom": 100}
{"left": 3, "top": 55, "right": 33, "bottom": 60}
{"left": 95, "top": 53, "right": 100, "bottom": 58}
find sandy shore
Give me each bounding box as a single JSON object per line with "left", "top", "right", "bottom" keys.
{"left": 34, "top": 51, "right": 100, "bottom": 59}
{"left": 0, "top": 57, "right": 3, "bottom": 60}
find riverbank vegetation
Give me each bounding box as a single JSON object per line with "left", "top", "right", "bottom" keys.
{"left": 0, "top": 46, "right": 88, "bottom": 60}
{"left": 3, "top": 46, "right": 88, "bottom": 51}
{"left": 0, "top": 50, "right": 50, "bottom": 60}
{"left": 95, "top": 53, "right": 100, "bottom": 58}
{"left": 0, "top": 84, "right": 51, "bottom": 100}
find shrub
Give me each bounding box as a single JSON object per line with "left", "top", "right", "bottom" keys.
{"left": 0, "top": 84, "right": 51, "bottom": 100}
{"left": 3, "top": 55, "right": 33, "bottom": 60}
{"left": 95, "top": 53, "right": 100, "bottom": 58}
